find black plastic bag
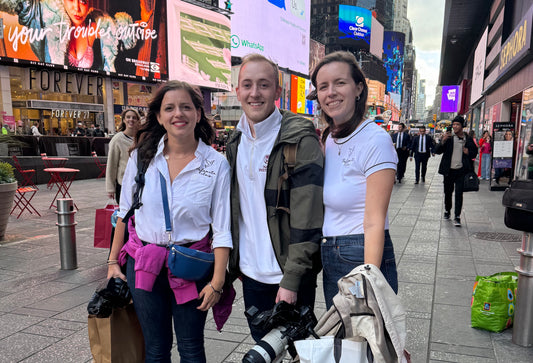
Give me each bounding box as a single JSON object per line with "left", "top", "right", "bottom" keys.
{"left": 88, "top": 278, "right": 132, "bottom": 318}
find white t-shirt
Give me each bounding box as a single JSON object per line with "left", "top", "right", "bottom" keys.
{"left": 117, "top": 137, "right": 232, "bottom": 249}
{"left": 236, "top": 109, "right": 283, "bottom": 284}
{"left": 31, "top": 125, "right": 41, "bottom": 136}
{"left": 323, "top": 119, "right": 398, "bottom": 236}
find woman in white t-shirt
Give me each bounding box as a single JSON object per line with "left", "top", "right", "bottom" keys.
{"left": 311, "top": 51, "right": 399, "bottom": 309}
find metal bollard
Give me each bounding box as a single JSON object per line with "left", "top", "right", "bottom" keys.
{"left": 56, "top": 198, "right": 78, "bottom": 270}
{"left": 513, "top": 232, "right": 533, "bottom": 347}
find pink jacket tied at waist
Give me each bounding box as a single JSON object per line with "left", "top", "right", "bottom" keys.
{"left": 119, "top": 217, "right": 235, "bottom": 331}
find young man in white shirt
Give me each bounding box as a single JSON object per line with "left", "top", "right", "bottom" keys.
{"left": 225, "top": 54, "right": 324, "bottom": 342}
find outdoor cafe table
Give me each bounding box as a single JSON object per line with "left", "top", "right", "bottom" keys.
{"left": 41, "top": 156, "right": 69, "bottom": 188}
{"left": 43, "top": 168, "right": 79, "bottom": 209}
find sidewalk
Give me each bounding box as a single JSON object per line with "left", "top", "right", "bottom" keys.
{"left": 0, "top": 156, "right": 532, "bottom": 362}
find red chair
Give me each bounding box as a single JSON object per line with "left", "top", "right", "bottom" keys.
{"left": 92, "top": 151, "right": 106, "bottom": 179}
{"left": 11, "top": 155, "right": 37, "bottom": 189}
{"left": 10, "top": 186, "right": 41, "bottom": 219}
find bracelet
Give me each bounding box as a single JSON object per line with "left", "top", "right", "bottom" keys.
{"left": 208, "top": 282, "right": 223, "bottom": 295}
{"left": 106, "top": 260, "right": 118, "bottom": 266}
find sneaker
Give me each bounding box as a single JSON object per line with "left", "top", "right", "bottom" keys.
{"left": 453, "top": 217, "right": 461, "bottom": 227}
{"left": 444, "top": 211, "right": 450, "bottom": 219}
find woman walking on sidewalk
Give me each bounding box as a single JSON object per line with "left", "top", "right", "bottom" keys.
{"left": 310, "top": 51, "right": 398, "bottom": 309}
{"left": 479, "top": 131, "right": 492, "bottom": 180}
{"left": 107, "top": 81, "right": 232, "bottom": 362}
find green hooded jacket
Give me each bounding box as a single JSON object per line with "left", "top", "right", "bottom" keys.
{"left": 226, "top": 110, "right": 324, "bottom": 292}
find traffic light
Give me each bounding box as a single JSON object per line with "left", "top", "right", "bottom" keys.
{"left": 433, "top": 114, "right": 437, "bottom": 122}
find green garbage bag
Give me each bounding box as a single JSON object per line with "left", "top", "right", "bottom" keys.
{"left": 471, "top": 272, "right": 518, "bottom": 332}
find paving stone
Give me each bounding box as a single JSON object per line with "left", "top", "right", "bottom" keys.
{"left": 398, "top": 282, "right": 434, "bottom": 314}
{"left": 18, "top": 329, "right": 92, "bottom": 363}
{"left": 434, "top": 277, "right": 476, "bottom": 306}
{"left": 431, "top": 304, "right": 492, "bottom": 348}
{"left": 403, "top": 241, "right": 438, "bottom": 258}
{"left": 492, "top": 330, "right": 533, "bottom": 363}
{"left": 0, "top": 313, "right": 45, "bottom": 340}
{"left": 397, "top": 260, "right": 436, "bottom": 284}
{"left": 437, "top": 255, "right": 477, "bottom": 280}
{"left": 0, "top": 332, "right": 58, "bottom": 363}
{"left": 405, "top": 317, "right": 430, "bottom": 363}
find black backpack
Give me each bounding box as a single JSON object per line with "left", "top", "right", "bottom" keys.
{"left": 502, "top": 180, "right": 533, "bottom": 232}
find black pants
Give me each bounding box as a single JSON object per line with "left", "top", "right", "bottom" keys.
{"left": 414, "top": 153, "right": 430, "bottom": 181}
{"left": 443, "top": 169, "right": 465, "bottom": 218}
{"left": 396, "top": 148, "right": 409, "bottom": 180}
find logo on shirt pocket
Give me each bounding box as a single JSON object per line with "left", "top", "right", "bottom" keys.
{"left": 259, "top": 155, "right": 269, "bottom": 173}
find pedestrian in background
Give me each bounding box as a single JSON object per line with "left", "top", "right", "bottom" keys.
{"left": 435, "top": 116, "right": 478, "bottom": 227}
{"left": 391, "top": 122, "right": 411, "bottom": 183}
{"left": 107, "top": 81, "right": 232, "bottom": 362}
{"left": 31, "top": 121, "right": 41, "bottom": 136}
{"left": 226, "top": 53, "right": 323, "bottom": 341}
{"left": 106, "top": 108, "right": 141, "bottom": 204}
{"left": 311, "top": 51, "right": 398, "bottom": 309}
{"left": 410, "top": 125, "right": 435, "bottom": 184}
{"left": 479, "top": 131, "right": 492, "bottom": 180}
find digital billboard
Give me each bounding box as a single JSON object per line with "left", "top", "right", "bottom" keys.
{"left": 471, "top": 27, "right": 487, "bottom": 105}
{"left": 370, "top": 16, "right": 384, "bottom": 59}
{"left": 441, "top": 85, "right": 460, "bottom": 113}
{"left": 225, "top": 0, "right": 311, "bottom": 75}
{"left": 0, "top": 0, "right": 168, "bottom": 82}
{"left": 338, "top": 5, "right": 372, "bottom": 47}
{"left": 167, "top": 0, "right": 231, "bottom": 91}
{"left": 383, "top": 31, "right": 405, "bottom": 97}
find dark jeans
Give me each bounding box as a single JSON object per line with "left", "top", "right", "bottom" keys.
{"left": 443, "top": 168, "right": 465, "bottom": 218}
{"left": 414, "top": 153, "right": 430, "bottom": 181}
{"left": 126, "top": 256, "right": 208, "bottom": 363}
{"left": 396, "top": 148, "right": 409, "bottom": 180}
{"left": 321, "top": 231, "right": 398, "bottom": 310}
{"left": 242, "top": 273, "right": 317, "bottom": 342}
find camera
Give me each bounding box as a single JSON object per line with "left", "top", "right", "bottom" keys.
{"left": 446, "top": 126, "right": 452, "bottom": 132}
{"left": 242, "top": 301, "right": 318, "bottom": 363}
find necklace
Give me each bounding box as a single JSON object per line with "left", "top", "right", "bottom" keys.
{"left": 333, "top": 132, "right": 358, "bottom": 155}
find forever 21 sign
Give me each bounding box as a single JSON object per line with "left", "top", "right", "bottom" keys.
{"left": 24, "top": 68, "right": 104, "bottom": 96}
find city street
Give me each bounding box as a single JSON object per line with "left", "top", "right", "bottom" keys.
{"left": 1, "top": 155, "right": 532, "bottom": 362}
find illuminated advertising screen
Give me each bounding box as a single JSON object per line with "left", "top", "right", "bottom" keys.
{"left": 0, "top": 0, "right": 168, "bottom": 82}
{"left": 225, "top": 0, "right": 311, "bottom": 75}
{"left": 383, "top": 31, "right": 405, "bottom": 97}
{"left": 338, "top": 5, "right": 372, "bottom": 48}
{"left": 370, "top": 16, "right": 384, "bottom": 59}
{"left": 441, "top": 86, "right": 460, "bottom": 113}
{"left": 167, "top": 0, "right": 231, "bottom": 91}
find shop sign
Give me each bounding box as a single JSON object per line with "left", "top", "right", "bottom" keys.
{"left": 51, "top": 110, "right": 90, "bottom": 119}
{"left": 25, "top": 68, "right": 103, "bottom": 96}
{"left": 499, "top": 6, "right": 533, "bottom": 76}
{"left": 0, "top": 0, "right": 167, "bottom": 82}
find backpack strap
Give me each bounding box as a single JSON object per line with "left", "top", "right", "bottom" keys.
{"left": 276, "top": 143, "right": 297, "bottom": 214}
{"left": 122, "top": 151, "right": 147, "bottom": 225}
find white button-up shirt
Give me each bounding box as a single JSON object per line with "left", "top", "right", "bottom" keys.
{"left": 236, "top": 109, "right": 283, "bottom": 284}
{"left": 117, "top": 137, "right": 232, "bottom": 249}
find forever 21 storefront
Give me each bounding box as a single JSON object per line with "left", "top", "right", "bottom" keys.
{"left": 0, "top": 0, "right": 167, "bottom": 135}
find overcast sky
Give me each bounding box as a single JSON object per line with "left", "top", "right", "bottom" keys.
{"left": 407, "top": 0, "right": 445, "bottom": 108}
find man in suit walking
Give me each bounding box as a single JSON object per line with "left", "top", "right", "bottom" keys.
{"left": 391, "top": 123, "right": 411, "bottom": 183}
{"left": 410, "top": 125, "right": 435, "bottom": 184}
{"left": 435, "top": 116, "right": 478, "bottom": 227}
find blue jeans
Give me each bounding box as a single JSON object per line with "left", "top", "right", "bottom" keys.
{"left": 126, "top": 256, "right": 208, "bottom": 363}
{"left": 481, "top": 153, "right": 491, "bottom": 179}
{"left": 321, "top": 231, "right": 398, "bottom": 310}
{"left": 242, "top": 273, "right": 317, "bottom": 342}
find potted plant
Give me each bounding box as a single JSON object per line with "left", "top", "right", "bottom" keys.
{"left": 0, "top": 161, "right": 17, "bottom": 240}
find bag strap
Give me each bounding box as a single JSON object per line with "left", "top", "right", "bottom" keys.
{"left": 122, "top": 151, "right": 147, "bottom": 225}
{"left": 276, "top": 143, "right": 297, "bottom": 214}
{"left": 159, "top": 172, "right": 172, "bottom": 243}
